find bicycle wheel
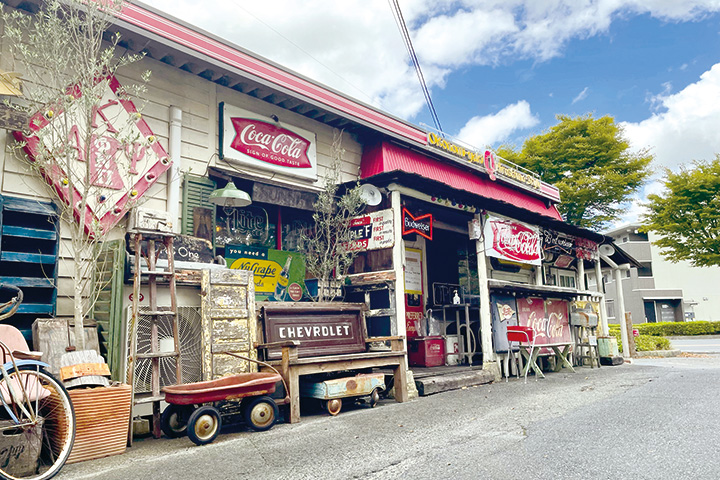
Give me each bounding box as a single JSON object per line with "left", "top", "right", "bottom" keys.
{"left": 0, "top": 366, "right": 75, "bottom": 480}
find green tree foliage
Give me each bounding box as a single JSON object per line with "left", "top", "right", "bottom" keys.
{"left": 642, "top": 156, "right": 720, "bottom": 267}
{"left": 498, "top": 114, "right": 653, "bottom": 230}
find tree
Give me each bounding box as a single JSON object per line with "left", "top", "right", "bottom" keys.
{"left": 301, "top": 130, "right": 365, "bottom": 302}
{"left": 498, "top": 114, "right": 653, "bottom": 230}
{"left": 642, "top": 157, "right": 720, "bottom": 267}
{"left": 2, "top": 0, "right": 152, "bottom": 348}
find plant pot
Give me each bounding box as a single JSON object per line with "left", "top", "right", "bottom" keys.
{"left": 66, "top": 384, "right": 132, "bottom": 464}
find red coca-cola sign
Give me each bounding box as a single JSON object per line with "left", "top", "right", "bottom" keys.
{"left": 230, "top": 118, "right": 312, "bottom": 169}
{"left": 485, "top": 217, "right": 541, "bottom": 264}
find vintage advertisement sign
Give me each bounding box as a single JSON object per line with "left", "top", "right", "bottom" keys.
{"left": 220, "top": 103, "right": 317, "bottom": 181}
{"left": 543, "top": 228, "right": 598, "bottom": 261}
{"left": 344, "top": 208, "right": 394, "bottom": 252}
{"left": 516, "top": 297, "right": 571, "bottom": 352}
{"left": 484, "top": 215, "right": 541, "bottom": 265}
{"left": 405, "top": 248, "right": 424, "bottom": 338}
{"left": 490, "top": 294, "right": 518, "bottom": 353}
{"left": 15, "top": 75, "right": 171, "bottom": 236}
{"left": 402, "top": 208, "right": 433, "bottom": 240}
{"left": 226, "top": 244, "right": 305, "bottom": 301}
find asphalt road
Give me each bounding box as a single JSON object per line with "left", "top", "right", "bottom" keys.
{"left": 667, "top": 335, "right": 720, "bottom": 353}
{"left": 59, "top": 353, "right": 720, "bottom": 480}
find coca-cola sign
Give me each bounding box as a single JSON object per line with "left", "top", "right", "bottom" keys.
{"left": 484, "top": 215, "right": 541, "bottom": 265}
{"left": 221, "top": 104, "right": 317, "bottom": 180}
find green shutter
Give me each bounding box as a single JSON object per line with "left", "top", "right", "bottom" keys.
{"left": 182, "top": 174, "right": 216, "bottom": 242}
{"left": 92, "top": 238, "right": 125, "bottom": 381}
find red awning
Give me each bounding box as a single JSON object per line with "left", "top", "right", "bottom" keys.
{"left": 361, "top": 142, "right": 562, "bottom": 220}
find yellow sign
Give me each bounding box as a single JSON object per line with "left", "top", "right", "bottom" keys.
{"left": 230, "top": 258, "right": 281, "bottom": 294}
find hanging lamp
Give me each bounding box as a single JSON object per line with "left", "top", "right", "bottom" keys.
{"left": 208, "top": 181, "right": 252, "bottom": 207}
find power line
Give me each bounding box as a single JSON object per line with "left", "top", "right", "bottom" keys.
{"left": 388, "top": 0, "right": 443, "bottom": 133}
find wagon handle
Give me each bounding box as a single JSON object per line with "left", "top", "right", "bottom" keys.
{"left": 220, "top": 351, "right": 290, "bottom": 406}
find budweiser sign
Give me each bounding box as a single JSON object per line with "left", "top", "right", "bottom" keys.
{"left": 221, "top": 104, "right": 317, "bottom": 180}
{"left": 484, "top": 215, "right": 541, "bottom": 265}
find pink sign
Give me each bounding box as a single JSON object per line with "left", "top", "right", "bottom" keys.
{"left": 229, "top": 118, "right": 312, "bottom": 169}
{"left": 517, "top": 297, "right": 571, "bottom": 352}
{"left": 484, "top": 216, "right": 541, "bottom": 265}
{"left": 15, "top": 75, "right": 171, "bottom": 237}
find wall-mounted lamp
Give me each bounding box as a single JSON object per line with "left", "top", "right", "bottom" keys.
{"left": 208, "top": 181, "right": 252, "bottom": 207}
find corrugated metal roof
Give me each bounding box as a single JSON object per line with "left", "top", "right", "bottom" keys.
{"left": 361, "top": 142, "right": 563, "bottom": 221}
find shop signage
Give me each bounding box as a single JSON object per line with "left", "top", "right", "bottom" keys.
{"left": 220, "top": 103, "right": 317, "bottom": 181}
{"left": 484, "top": 215, "right": 541, "bottom": 265}
{"left": 402, "top": 208, "right": 433, "bottom": 240}
{"left": 575, "top": 237, "right": 598, "bottom": 261}
{"left": 516, "top": 297, "right": 571, "bottom": 351}
{"left": 16, "top": 75, "right": 171, "bottom": 236}
{"left": 225, "top": 244, "right": 305, "bottom": 301}
{"left": 344, "top": 208, "right": 394, "bottom": 252}
{"left": 216, "top": 206, "right": 270, "bottom": 247}
{"left": 427, "top": 132, "right": 541, "bottom": 191}
{"left": 543, "top": 229, "right": 598, "bottom": 261}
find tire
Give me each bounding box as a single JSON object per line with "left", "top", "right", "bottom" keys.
{"left": 324, "top": 398, "right": 342, "bottom": 416}
{"left": 160, "top": 404, "right": 193, "bottom": 438}
{"left": 187, "top": 406, "right": 222, "bottom": 446}
{"left": 368, "top": 388, "right": 381, "bottom": 408}
{"left": 243, "top": 396, "right": 278, "bottom": 432}
{"left": 0, "top": 366, "right": 75, "bottom": 480}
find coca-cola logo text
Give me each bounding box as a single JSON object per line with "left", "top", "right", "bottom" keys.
{"left": 490, "top": 220, "right": 540, "bottom": 262}
{"left": 230, "top": 118, "right": 312, "bottom": 169}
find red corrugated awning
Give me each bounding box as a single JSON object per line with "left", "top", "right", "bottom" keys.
{"left": 361, "top": 142, "right": 562, "bottom": 220}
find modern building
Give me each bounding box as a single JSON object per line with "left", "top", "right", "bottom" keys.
{"left": 603, "top": 222, "right": 720, "bottom": 323}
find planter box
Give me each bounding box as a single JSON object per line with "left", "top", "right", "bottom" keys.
{"left": 67, "top": 384, "right": 131, "bottom": 464}
{"left": 597, "top": 336, "right": 619, "bottom": 357}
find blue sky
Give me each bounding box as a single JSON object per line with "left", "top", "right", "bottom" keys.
{"left": 144, "top": 0, "right": 720, "bottom": 224}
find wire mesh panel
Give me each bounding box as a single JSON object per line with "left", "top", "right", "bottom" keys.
{"left": 125, "top": 306, "right": 202, "bottom": 392}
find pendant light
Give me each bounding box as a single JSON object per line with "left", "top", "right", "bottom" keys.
{"left": 208, "top": 180, "right": 252, "bottom": 207}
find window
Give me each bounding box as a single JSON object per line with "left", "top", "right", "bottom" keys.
{"left": 606, "top": 300, "right": 615, "bottom": 319}
{"left": 558, "top": 271, "right": 576, "bottom": 288}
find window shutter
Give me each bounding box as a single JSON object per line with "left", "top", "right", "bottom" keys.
{"left": 181, "top": 174, "right": 216, "bottom": 241}
{"left": 92, "top": 238, "right": 126, "bottom": 381}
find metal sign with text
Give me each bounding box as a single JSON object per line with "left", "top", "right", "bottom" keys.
{"left": 345, "top": 208, "right": 394, "bottom": 252}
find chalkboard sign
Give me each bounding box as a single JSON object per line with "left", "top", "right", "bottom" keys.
{"left": 126, "top": 233, "right": 214, "bottom": 264}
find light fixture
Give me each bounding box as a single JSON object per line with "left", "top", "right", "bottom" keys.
{"left": 208, "top": 181, "right": 252, "bottom": 207}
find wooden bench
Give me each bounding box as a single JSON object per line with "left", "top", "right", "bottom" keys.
{"left": 256, "top": 303, "right": 408, "bottom": 423}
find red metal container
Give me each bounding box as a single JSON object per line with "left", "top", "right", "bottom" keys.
{"left": 409, "top": 336, "right": 445, "bottom": 367}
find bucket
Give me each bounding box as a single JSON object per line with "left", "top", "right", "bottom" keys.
{"left": 445, "top": 335, "right": 459, "bottom": 366}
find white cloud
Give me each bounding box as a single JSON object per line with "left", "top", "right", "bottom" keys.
{"left": 572, "top": 87, "right": 589, "bottom": 104}
{"left": 143, "top": 0, "right": 720, "bottom": 121}
{"left": 622, "top": 63, "right": 720, "bottom": 171}
{"left": 456, "top": 100, "right": 539, "bottom": 148}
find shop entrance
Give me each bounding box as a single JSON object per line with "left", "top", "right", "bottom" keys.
{"left": 408, "top": 226, "right": 482, "bottom": 367}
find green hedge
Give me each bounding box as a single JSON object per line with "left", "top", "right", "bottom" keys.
{"left": 607, "top": 329, "right": 672, "bottom": 352}
{"left": 608, "top": 321, "right": 720, "bottom": 337}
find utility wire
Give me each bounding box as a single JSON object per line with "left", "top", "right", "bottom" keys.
{"left": 389, "top": 0, "right": 443, "bottom": 133}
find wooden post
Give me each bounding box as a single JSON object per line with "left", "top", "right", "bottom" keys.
{"left": 624, "top": 312, "right": 637, "bottom": 357}
{"left": 475, "top": 214, "right": 496, "bottom": 368}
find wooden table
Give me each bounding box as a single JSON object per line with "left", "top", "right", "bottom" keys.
{"left": 517, "top": 342, "right": 575, "bottom": 379}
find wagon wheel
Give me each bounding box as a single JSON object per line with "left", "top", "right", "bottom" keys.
{"left": 188, "top": 406, "right": 222, "bottom": 445}
{"left": 324, "top": 398, "right": 342, "bottom": 416}
{"left": 244, "top": 396, "right": 279, "bottom": 432}
{"left": 369, "top": 388, "right": 382, "bottom": 408}
{"left": 161, "top": 404, "right": 194, "bottom": 438}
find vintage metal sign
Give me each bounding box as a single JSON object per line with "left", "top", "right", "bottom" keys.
{"left": 402, "top": 208, "right": 433, "bottom": 240}
{"left": 225, "top": 244, "right": 305, "bottom": 301}
{"left": 220, "top": 103, "right": 317, "bottom": 180}
{"left": 15, "top": 76, "right": 171, "bottom": 236}
{"left": 345, "top": 208, "right": 394, "bottom": 252}
{"left": 484, "top": 215, "right": 541, "bottom": 265}
{"left": 516, "top": 297, "right": 571, "bottom": 352}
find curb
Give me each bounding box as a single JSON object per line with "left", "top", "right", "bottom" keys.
{"left": 634, "top": 349, "right": 681, "bottom": 358}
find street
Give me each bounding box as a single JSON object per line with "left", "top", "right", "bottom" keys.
{"left": 59, "top": 353, "right": 720, "bottom": 480}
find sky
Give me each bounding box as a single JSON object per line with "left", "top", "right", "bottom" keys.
{"left": 143, "top": 0, "right": 720, "bottom": 226}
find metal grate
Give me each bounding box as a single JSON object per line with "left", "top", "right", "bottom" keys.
{"left": 125, "top": 306, "right": 202, "bottom": 393}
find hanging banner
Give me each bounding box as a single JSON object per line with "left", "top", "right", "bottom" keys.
{"left": 220, "top": 103, "right": 318, "bottom": 181}
{"left": 344, "top": 208, "right": 394, "bottom": 252}
{"left": 226, "top": 245, "right": 306, "bottom": 301}
{"left": 484, "top": 215, "right": 541, "bottom": 265}
{"left": 402, "top": 208, "right": 433, "bottom": 240}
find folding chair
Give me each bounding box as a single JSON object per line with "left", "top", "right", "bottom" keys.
{"left": 506, "top": 325, "right": 537, "bottom": 383}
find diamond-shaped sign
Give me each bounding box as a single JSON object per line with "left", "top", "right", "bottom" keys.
{"left": 14, "top": 75, "right": 171, "bottom": 236}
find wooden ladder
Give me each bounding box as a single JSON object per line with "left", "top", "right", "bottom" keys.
{"left": 126, "top": 232, "right": 182, "bottom": 443}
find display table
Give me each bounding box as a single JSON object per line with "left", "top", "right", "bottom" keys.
{"left": 516, "top": 342, "right": 575, "bottom": 379}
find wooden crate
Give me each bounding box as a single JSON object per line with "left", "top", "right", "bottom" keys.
{"left": 67, "top": 384, "right": 131, "bottom": 464}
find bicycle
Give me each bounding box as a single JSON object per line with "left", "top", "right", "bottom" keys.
{"left": 0, "top": 285, "right": 75, "bottom": 480}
